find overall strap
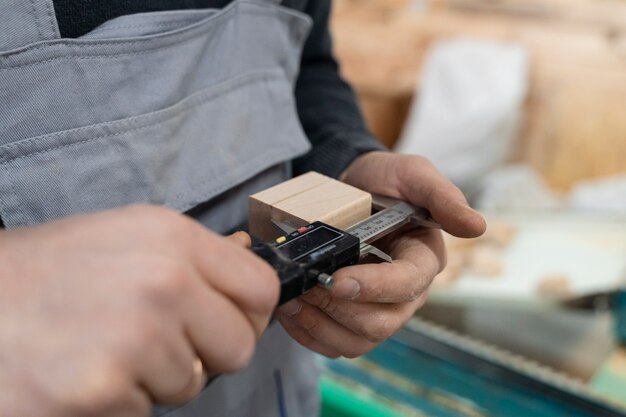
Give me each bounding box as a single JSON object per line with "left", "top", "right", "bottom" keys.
{"left": 0, "top": 0, "right": 59, "bottom": 51}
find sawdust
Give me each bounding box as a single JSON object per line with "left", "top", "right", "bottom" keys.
{"left": 535, "top": 274, "right": 572, "bottom": 298}
{"left": 433, "top": 220, "right": 516, "bottom": 288}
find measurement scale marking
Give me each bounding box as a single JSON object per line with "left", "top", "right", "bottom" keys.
{"left": 347, "top": 204, "right": 413, "bottom": 244}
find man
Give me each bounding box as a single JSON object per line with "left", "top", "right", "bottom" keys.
{"left": 0, "top": 0, "right": 486, "bottom": 416}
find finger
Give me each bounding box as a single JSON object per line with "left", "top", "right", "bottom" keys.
{"left": 109, "top": 386, "right": 152, "bottom": 417}
{"left": 69, "top": 369, "right": 151, "bottom": 417}
{"left": 396, "top": 157, "right": 486, "bottom": 238}
{"left": 226, "top": 231, "right": 252, "bottom": 248}
{"left": 135, "top": 327, "right": 197, "bottom": 405}
{"left": 277, "top": 313, "right": 342, "bottom": 358}
{"left": 299, "top": 290, "right": 428, "bottom": 344}
{"left": 187, "top": 227, "right": 279, "bottom": 331}
{"left": 181, "top": 276, "right": 258, "bottom": 374}
{"left": 339, "top": 152, "right": 485, "bottom": 238}
{"left": 152, "top": 358, "right": 207, "bottom": 405}
{"left": 277, "top": 302, "right": 376, "bottom": 358}
{"left": 331, "top": 229, "right": 444, "bottom": 303}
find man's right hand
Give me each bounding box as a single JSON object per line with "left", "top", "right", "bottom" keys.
{"left": 0, "top": 205, "right": 279, "bottom": 417}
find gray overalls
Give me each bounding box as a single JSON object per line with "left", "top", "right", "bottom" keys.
{"left": 0, "top": 0, "right": 320, "bottom": 415}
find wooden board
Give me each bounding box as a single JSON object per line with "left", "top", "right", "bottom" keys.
{"left": 430, "top": 211, "right": 626, "bottom": 305}
{"left": 248, "top": 172, "right": 372, "bottom": 241}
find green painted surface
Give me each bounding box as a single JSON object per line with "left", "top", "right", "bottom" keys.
{"left": 319, "top": 334, "right": 626, "bottom": 417}
{"left": 320, "top": 374, "right": 410, "bottom": 417}
{"left": 589, "top": 349, "right": 626, "bottom": 410}
{"left": 590, "top": 370, "right": 626, "bottom": 404}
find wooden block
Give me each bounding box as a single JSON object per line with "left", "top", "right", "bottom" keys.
{"left": 249, "top": 172, "right": 372, "bottom": 241}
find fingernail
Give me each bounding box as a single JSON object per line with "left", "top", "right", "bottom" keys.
{"left": 279, "top": 299, "right": 302, "bottom": 316}
{"left": 333, "top": 278, "right": 360, "bottom": 300}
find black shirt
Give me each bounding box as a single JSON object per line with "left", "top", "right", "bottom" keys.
{"left": 52, "top": 0, "right": 385, "bottom": 179}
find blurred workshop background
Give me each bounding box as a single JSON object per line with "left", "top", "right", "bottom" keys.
{"left": 318, "top": 0, "right": 626, "bottom": 416}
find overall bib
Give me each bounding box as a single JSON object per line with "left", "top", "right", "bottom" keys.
{"left": 0, "top": 0, "right": 320, "bottom": 415}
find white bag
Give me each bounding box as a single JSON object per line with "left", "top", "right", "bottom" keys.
{"left": 395, "top": 39, "right": 528, "bottom": 198}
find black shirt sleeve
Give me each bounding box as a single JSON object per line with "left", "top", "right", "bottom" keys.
{"left": 292, "top": 0, "right": 386, "bottom": 179}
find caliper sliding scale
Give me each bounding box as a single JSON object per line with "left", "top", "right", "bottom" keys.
{"left": 251, "top": 194, "right": 441, "bottom": 305}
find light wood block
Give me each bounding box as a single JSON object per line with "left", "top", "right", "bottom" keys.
{"left": 248, "top": 172, "right": 372, "bottom": 241}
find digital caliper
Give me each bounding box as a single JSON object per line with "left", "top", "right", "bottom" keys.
{"left": 251, "top": 194, "right": 441, "bottom": 305}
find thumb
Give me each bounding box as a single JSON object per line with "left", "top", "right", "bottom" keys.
{"left": 341, "top": 151, "right": 486, "bottom": 238}
{"left": 226, "top": 231, "right": 252, "bottom": 248}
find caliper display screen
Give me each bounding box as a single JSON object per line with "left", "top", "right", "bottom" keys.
{"left": 277, "top": 226, "right": 342, "bottom": 261}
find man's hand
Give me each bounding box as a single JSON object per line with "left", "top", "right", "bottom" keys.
{"left": 276, "top": 151, "right": 486, "bottom": 358}
{"left": 0, "top": 206, "right": 278, "bottom": 417}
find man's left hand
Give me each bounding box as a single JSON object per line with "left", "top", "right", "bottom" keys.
{"left": 276, "top": 151, "right": 486, "bottom": 358}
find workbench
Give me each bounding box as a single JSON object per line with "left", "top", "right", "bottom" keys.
{"left": 318, "top": 211, "right": 626, "bottom": 416}
{"left": 320, "top": 311, "right": 626, "bottom": 417}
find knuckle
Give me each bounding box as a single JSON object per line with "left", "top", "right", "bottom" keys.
{"left": 409, "top": 279, "right": 428, "bottom": 301}
{"left": 407, "top": 290, "right": 420, "bottom": 302}
{"left": 364, "top": 316, "right": 396, "bottom": 343}
{"left": 402, "top": 261, "right": 432, "bottom": 302}
{"left": 131, "top": 321, "right": 161, "bottom": 351}
{"left": 412, "top": 281, "right": 431, "bottom": 302}
{"left": 322, "top": 351, "right": 341, "bottom": 359}
{"left": 63, "top": 360, "right": 126, "bottom": 416}
{"left": 221, "top": 328, "right": 256, "bottom": 372}
{"left": 398, "top": 262, "right": 422, "bottom": 301}
{"left": 342, "top": 345, "right": 371, "bottom": 359}
{"left": 141, "top": 260, "right": 189, "bottom": 306}
{"left": 367, "top": 281, "right": 385, "bottom": 301}
{"left": 414, "top": 292, "right": 429, "bottom": 310}
{"left": 114, "top": 318, "right": 162, "bottom": 363}
{"left": 298, "top": 310, "right": 321, "bottom": 334}
{"left": 342, "top": 350, "right": 359, "bottom": 359}
{"left": 309, "top": 290, "right": 338, "bottom": 314}
{"left": 323, "top": 299, "right": 340, "bottom": 315}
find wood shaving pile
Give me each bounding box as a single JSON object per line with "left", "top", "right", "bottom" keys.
{"left": 433, "top": 220, "right": 516, "bottom": 289}
{"left": 433, "top": 220, "right": 573, "bottom": 298}
{"left": 535, "top": 274, "right": 572, "bottom": 298}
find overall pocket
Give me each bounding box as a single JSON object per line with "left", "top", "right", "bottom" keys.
{"left": 0, "top": 0, "right": 312, "bottom": 229}
{"left": 0, "top": 69, "right": 310, "bottom": 227}
{"left": 80, "top": 9, "right": 221, "bottom": 40}
{"left": 0, "top": 1, "right": 311, "bottom": 146}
